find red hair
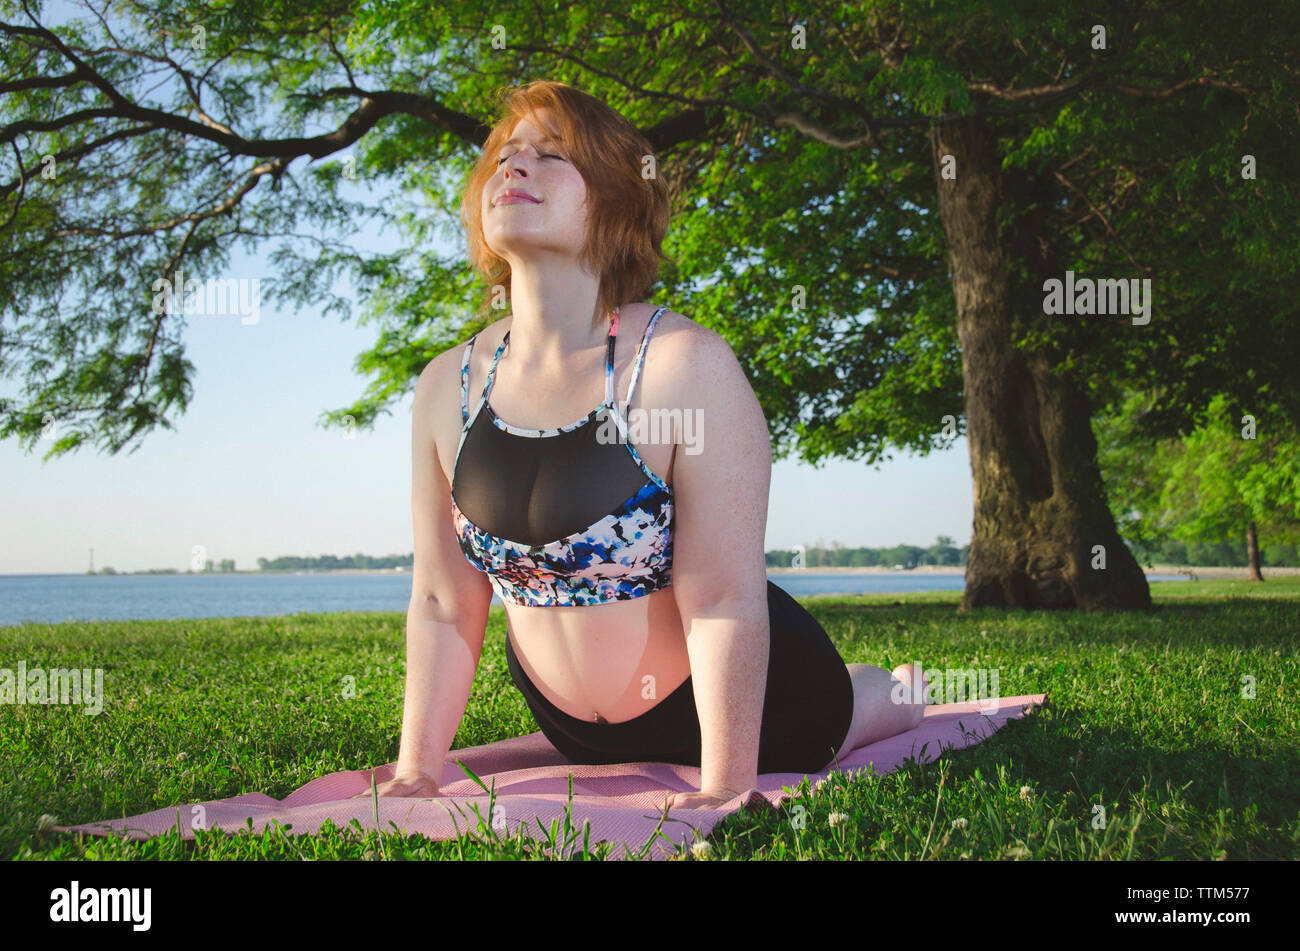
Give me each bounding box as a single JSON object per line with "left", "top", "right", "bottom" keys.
{"left": 459, "top": 80, "right": 674, "bottom": 327}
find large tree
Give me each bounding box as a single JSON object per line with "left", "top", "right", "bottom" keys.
{"left": 3, "top": 0, "right": 1298, "bottom": 611}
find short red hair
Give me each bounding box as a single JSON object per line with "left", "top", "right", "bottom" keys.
{"left": 459, "top": 80, "right": 674, "bottom": 327}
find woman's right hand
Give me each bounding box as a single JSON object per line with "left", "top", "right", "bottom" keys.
{"left": 351, "top": 770, "right": 440, "bottom": 799}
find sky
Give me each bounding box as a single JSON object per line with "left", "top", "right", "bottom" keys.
{"left": 1, "top": 4, "right": 975, "bottom": 575}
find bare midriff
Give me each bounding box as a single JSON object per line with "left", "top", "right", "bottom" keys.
{"left": 504, "top": 584, "right": 692, "bottom": 723}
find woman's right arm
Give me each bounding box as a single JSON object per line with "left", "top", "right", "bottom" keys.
{"left": 370, "top": 348, "right": 495, "bottom": 798}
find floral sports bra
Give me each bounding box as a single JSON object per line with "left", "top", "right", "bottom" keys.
{"left": 450, "top": 306, "right": 674, "bottom": 606}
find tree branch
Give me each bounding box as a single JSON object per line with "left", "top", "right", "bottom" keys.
{"left": 0, "top": 140, "right": 26, "bottom": 232}
{"left": 49, "top": 155, "right": 288, "bottom": 240}
{"left": 1053, "top": 167, "right": 1150, "bottom": 275}
{"left": 0, "top": 123, "right": 156, "bottom": 199}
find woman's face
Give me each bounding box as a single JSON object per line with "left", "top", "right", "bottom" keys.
{"left": 481, "top": 108, "right": 590, "bottom": 264}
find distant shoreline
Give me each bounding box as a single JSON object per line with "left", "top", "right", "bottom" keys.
{"left": 12, "top": 564, "right": 1300, "bottom": 578}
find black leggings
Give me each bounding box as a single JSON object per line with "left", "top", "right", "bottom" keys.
{"left": 504, "top": 579, "right": 855, "bottom": 774}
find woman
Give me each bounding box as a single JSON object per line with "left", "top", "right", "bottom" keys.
{"left": 358, "top": 81, "right": 927, "bottom": 811}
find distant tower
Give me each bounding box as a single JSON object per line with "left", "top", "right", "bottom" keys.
{"left": 89, "top": 547, "right": 94, "bottom": 573}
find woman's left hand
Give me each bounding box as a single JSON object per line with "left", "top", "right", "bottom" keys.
{"left": 664, "top": 786, "right": 748, "bottom": 810}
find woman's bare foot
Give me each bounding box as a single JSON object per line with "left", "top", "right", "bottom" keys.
{"left": 834, "top": 661, "right": 933, "bottom": 760}
{"left": 891, "top": 662, "right": 929, "bottom": 728}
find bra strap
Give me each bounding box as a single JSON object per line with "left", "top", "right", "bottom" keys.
{"left": 459, "top": 335, "right": 477, "bottom": 424}
{"left": 479, "top": 329, "right": 511, "bottom": 405}
{"left": 623, "top": 306, "right": 667, "bottom": 409}
{"left": 603, "top": 306, "right": 620, "bottom": 409}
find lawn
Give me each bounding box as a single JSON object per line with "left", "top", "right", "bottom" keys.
{"left": 5, "top": 577, "right": 1298, "bottom": 860}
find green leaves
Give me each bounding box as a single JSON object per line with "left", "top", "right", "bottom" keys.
{"left": 1098, "top": 391, "right": 1300, "bottom": 553}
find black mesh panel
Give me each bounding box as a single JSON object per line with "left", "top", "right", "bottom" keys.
{"left": 452, "top": 406, "right": 652, "bottom": 547}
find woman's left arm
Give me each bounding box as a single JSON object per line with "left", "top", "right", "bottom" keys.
{"left": 666, "top": 325, "right": 773, "bottom": 805}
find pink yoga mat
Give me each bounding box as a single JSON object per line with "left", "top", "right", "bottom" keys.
{"left": 55, "top": 693, "right": 1047, "bottom": 860}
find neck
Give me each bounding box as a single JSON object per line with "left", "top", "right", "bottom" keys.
{"left": 501, "top": 267, "right": 611, "bottom": 367}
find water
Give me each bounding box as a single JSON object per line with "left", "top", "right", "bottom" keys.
{"left": 0, "top": 571, "right": 1189, "bottom": 626}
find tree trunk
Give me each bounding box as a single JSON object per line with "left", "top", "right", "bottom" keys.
{"left": 1246, "top": 521, "right": 1264, "bottom": 581}
{"left": 929, "top": 117, "right": 1151, "bottom": 610}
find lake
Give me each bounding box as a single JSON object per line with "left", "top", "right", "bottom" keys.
{"left": 0, "top": 571, "right": 1188, "bottom": 626}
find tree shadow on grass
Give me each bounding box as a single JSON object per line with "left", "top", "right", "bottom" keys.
{"left": 929, "top": 699, "right": 1300, "bottom": 848}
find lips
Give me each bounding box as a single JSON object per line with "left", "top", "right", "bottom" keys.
{"left": 494, "top": 190, "right": 540, "bottom": 205}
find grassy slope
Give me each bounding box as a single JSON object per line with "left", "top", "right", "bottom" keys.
{"left": 4, "top": 578, "right": 1297, "bottom": 860}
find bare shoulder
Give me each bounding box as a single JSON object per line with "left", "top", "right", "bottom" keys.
{"left": 413, "top": 339, "right": 462, "bottom": 419}
{"left": 647, "top": 307, "right": 714, "bottom": 353}
{"left": 643, "top": 308, "right": 751, "bottom": 409}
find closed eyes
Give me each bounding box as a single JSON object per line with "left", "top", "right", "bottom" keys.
{"left": 496, "top": 153, "right": 563, "bottom": 166}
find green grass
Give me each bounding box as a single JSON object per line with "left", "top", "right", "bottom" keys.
{"left": 4, "top": 577, "right": 1298, "bottom": 860}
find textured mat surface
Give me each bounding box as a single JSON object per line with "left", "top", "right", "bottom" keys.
{"left": 55, "top": 693, "right": 1048, "bottom": 860}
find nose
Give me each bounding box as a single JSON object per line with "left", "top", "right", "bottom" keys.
{"left": 501, "top": 146, "right": 536, "bottom": 174}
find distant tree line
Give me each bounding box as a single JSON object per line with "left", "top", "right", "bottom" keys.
{"left": 251, "top": 534, "right": 1300, "bottom": 575}
{"left": 256, "top": 554, "right": 409, "bottom": 571}
{"left": 89, "top": 562, "right": 234, "bottom": 574}
{"left": 766, "top": 537, "right": 969, "bottom": 570}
